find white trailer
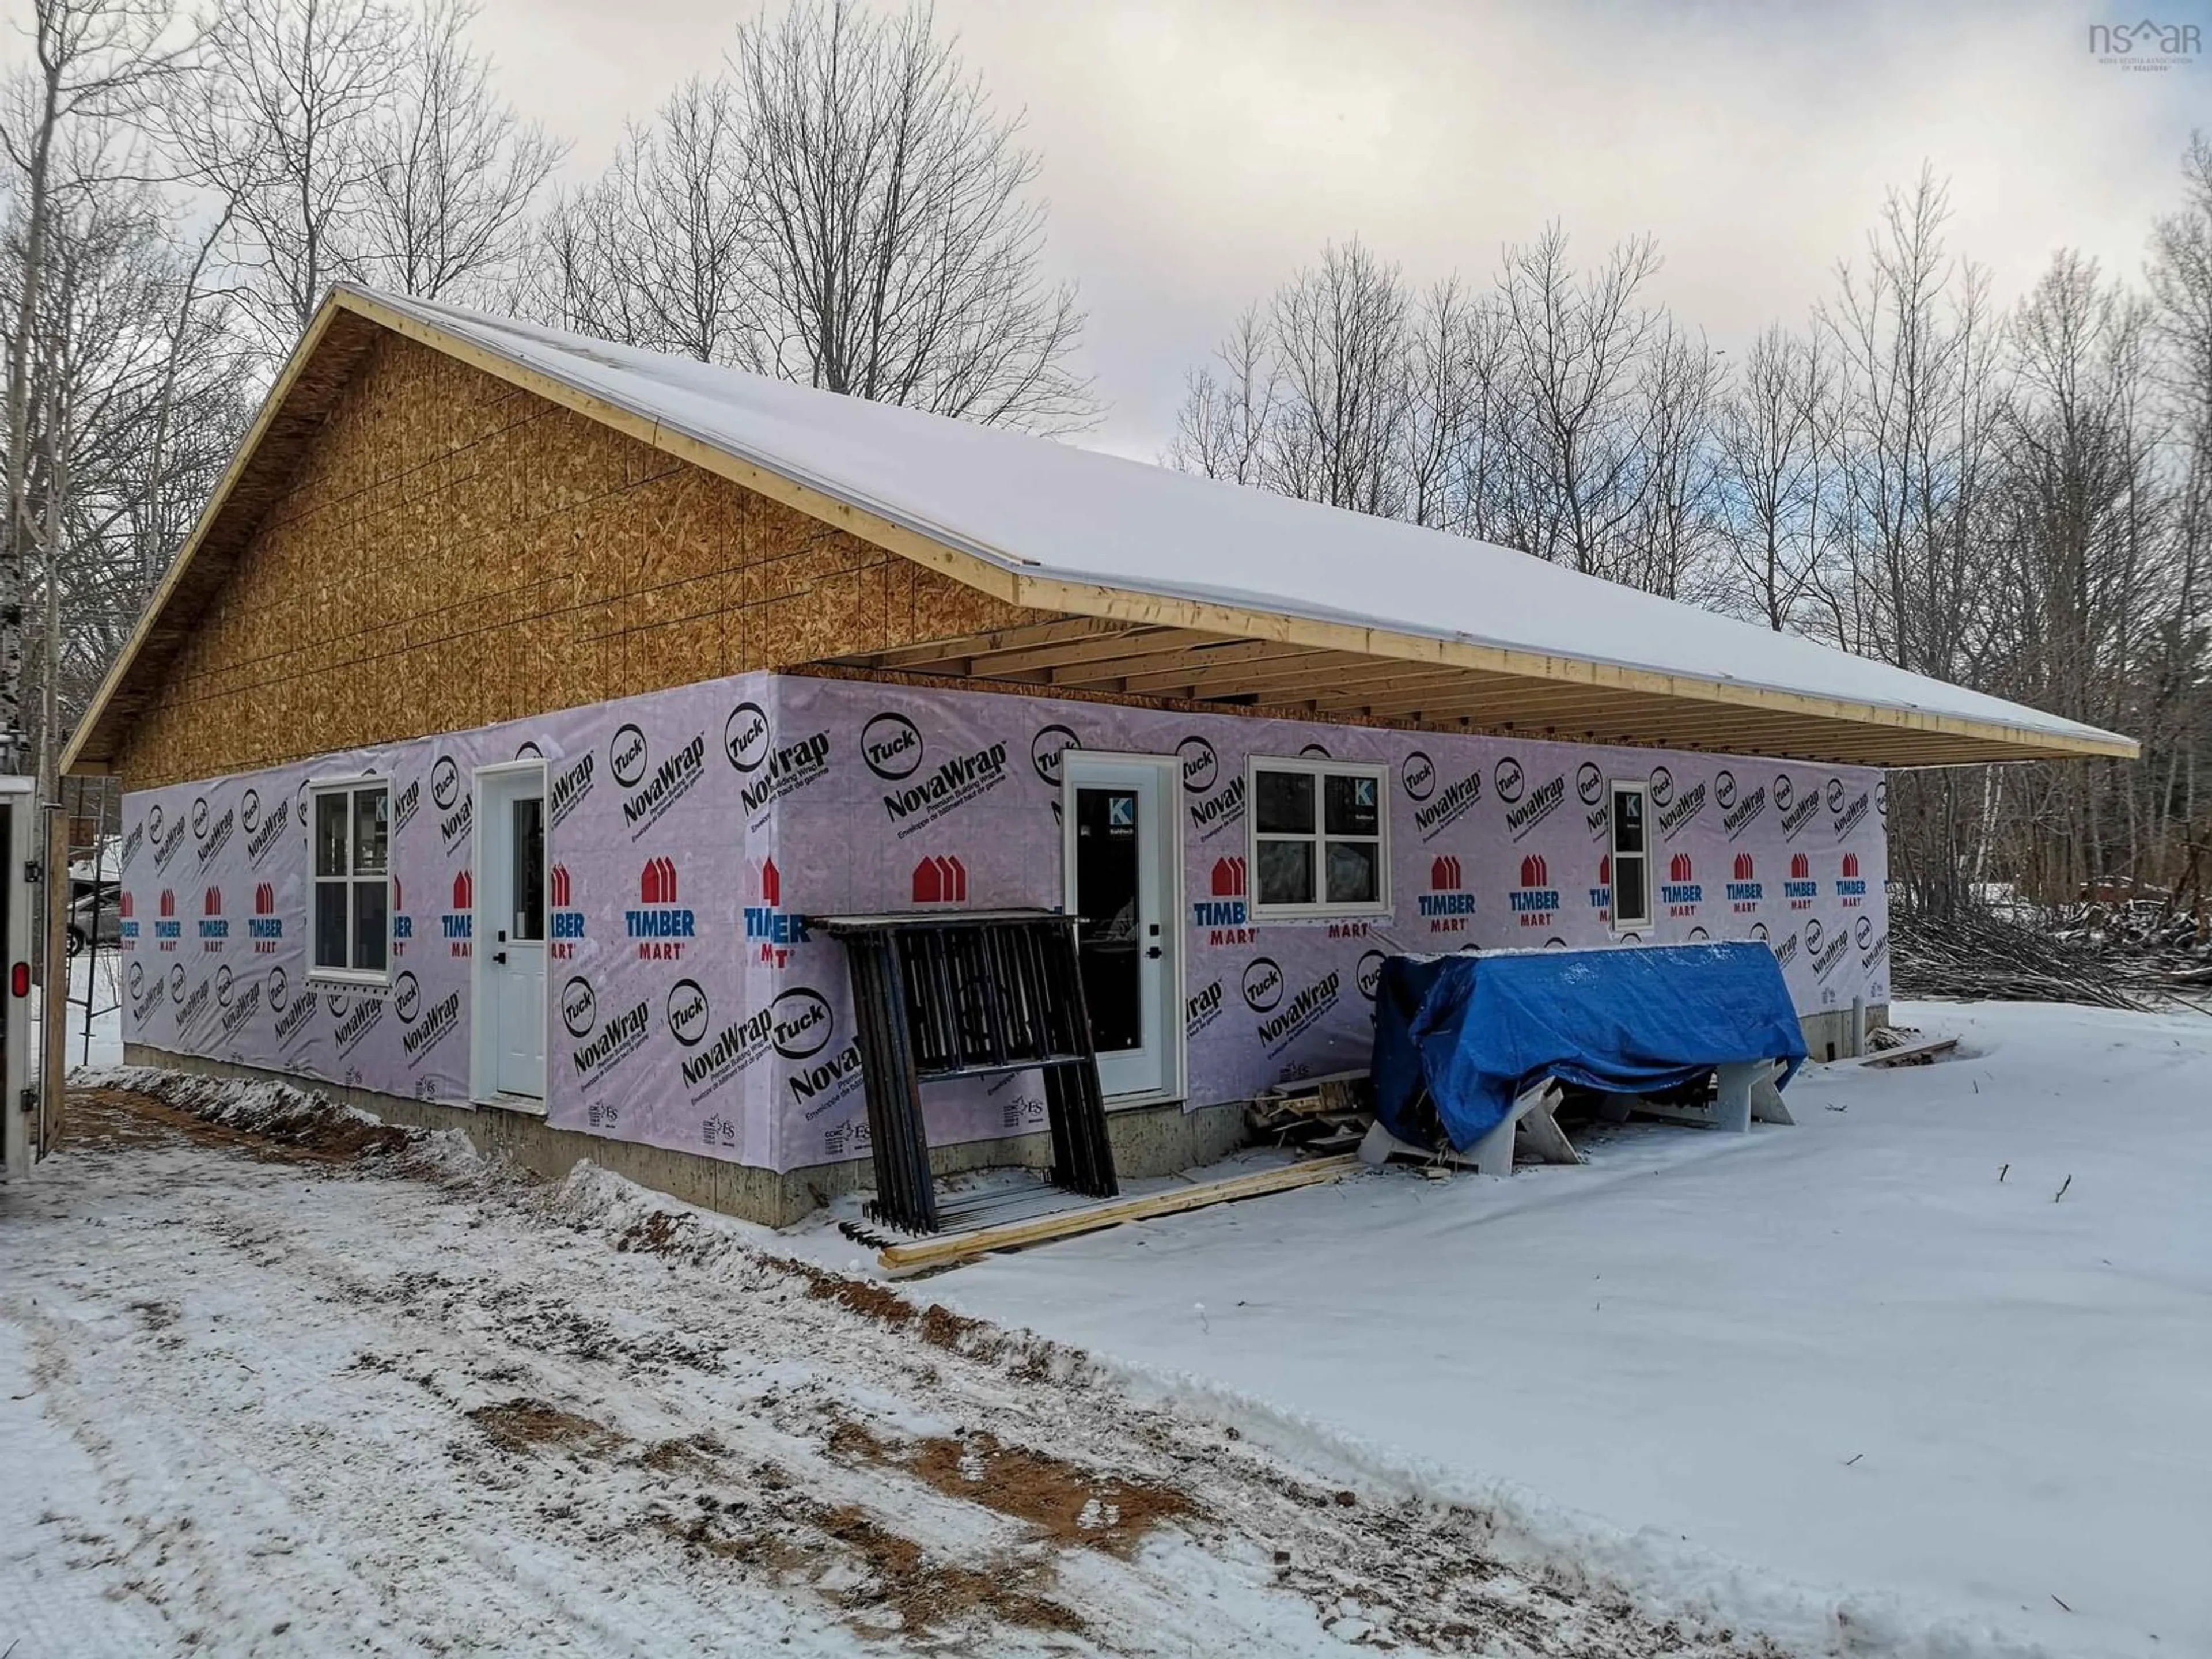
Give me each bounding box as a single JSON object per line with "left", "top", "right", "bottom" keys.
{"left": 1, "top": 775, "right": 56, "bottom": 1181}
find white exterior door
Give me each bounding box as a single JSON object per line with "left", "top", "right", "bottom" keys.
{"left": 1062, "top": 755, "right": 1181, "bottom": 1101}
{"left": 478, "top": 766, "right": 546, "bottom": 1100}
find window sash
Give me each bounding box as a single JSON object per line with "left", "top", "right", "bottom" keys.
{"left": 1249, "top": 759, "right": 1388, "bottom": 916}
{"left": 1609, "top": 782, "right": 1653, "bottom": 929}
{"left": 311, "top": 782, "right": 391, "bottom": 980}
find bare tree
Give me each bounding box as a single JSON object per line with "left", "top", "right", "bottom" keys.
{"left": 1714, "top": 323, "right": 1832, "bottom": 630}
{"left": 1263, "top": 240, "right": 1410, "bottom": 514}
{"left": 355, "top": 0, "right": 561, "bottom": 302}
{"left": 1, "top": 0, "right": 183, "bottom": 772}
{"left": 1167, "top": 304, "right": 1275, "bottom": 486}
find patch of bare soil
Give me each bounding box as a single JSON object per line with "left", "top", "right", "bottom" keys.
{"left": 67, "top": 1086, "right": 410, "bottom": 1164}
{"left": 829, "top": 1416, "right": 1195, "bottom": 1559}
{"left": 466, "top": 1397, "right": 628, "bottom": 1457}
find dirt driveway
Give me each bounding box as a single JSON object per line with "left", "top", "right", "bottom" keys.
{"left": 0, "top": 1080, "right": 1786, "bottom": 1656}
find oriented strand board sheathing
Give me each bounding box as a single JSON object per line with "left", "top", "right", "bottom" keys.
{"left": 112, "top": 332, "right": 1050, "bottom": 790}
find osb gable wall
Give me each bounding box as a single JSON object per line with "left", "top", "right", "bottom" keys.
{"left": 116, "top": 331, "right": 1046, "bottom": 789}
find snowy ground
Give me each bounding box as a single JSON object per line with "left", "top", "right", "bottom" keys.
{"left": 3, "top": 1077, "right": 1788, "bottom": 1657}
{"left": 907, "top": 1001, "right": 2212, "bottom": 1659}
{"left": 6, "top": 999, "right": 2203, "bottom": 1656}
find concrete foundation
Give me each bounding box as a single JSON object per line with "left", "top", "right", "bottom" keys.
{"left": 122, "top": 1043, "right": 1248, "bottom": 1228}
{"left": 124, "top": 1007, "right": 1876, "bottom": 1226}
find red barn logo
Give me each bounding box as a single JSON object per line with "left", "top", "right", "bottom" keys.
{"left": 550, "top": 863, "right": 584, "bottom": 959}
{"left": 1510, "top": 853, "right": 1559, "bottom": 927}
{"left": 744, "top": 856, "right": 808, "bottom": 965}
{"left": 442, "top": 869, "right": 474, "bottom": 955}
{"left": 198, "top": 885, "right": 228, "bottom": 949}
{"left": 626, "top": 857, "right": 694, "bottom": 959}
{"left": 1784, "top": 850, "right": 1818, "bottom": 908}
{"left": 249, "top": 881, "right": 282, "bottom": 952}
{"left": 911, "top": 854, "right": 968, "bottom": 904}
{"left": 158, "top": 889, "right": 175, "bottom": 917}
{"left": 1727, "top": 851, "right": 1762, "bottom": 912}
{"left": 1419, "top": 854, "right": 1475, "bottom": 933}
{"left": 1836, "top": 850, "right": 1867, "bottom": 907}
{"left": 119, "top": 891, "right": 134, "bottom": 918}
{"left": 1194, "top": 855, "right": 1253, "bottom": 944}
{"left": 1661, "top": 851, "right": 1702, "bottom": 916}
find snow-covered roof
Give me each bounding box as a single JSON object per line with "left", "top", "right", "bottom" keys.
{"left": 66, "top": 286, "right": 2135, "bottom": 773}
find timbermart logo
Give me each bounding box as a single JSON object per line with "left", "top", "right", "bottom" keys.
{"left": 2090, "top": 18, "right": 2199, "bottom": 69}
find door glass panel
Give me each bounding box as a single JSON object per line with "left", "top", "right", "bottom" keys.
{"left": 1074, "top": 786, "right": 1142, "bottom": 1054}
{"left": 511, "top": 796, "right": 545, "bottom": 941}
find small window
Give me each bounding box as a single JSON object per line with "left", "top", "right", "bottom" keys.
{"left": 1608, "top": 780, "right": 1651, "bottom": 931}
{"left": 312, "top": 779, "right": 391, "bottom": 982}
{"left": 1248, "top": 757, "right": 1389, "bottom": 916}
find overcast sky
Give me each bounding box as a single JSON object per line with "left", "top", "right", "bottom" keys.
{"left": 472, "top": 0, "right": 2209, "bottom": 456}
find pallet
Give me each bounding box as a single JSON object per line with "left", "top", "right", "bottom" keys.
{"left": 1830, "top": 1035, "right": 1960, "bottom": 1070}
{"left": 877, "top": 1154, "right": 1362, "bottom": 1274}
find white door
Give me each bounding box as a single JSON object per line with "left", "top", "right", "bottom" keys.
{"left": 1063, "top": 755, "right": 1181, "bottom": 1101}
{"left": 479, "top": 767, "right": 546, "bottom": 1099}
{"left": 1, "top": 785, "right": 33, "bottom": 1179}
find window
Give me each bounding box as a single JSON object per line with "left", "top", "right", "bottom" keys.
{"left": 1248, "top": 757, "right": 1389, "bottom": 916}
{"left": 312, "top": 779, "right": 391, "bottom": 982}
{"left": 1608, "top": 780, "right": 1651, "bottom": 931}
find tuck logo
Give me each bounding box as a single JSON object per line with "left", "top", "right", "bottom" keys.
{"left": 1356, "top": 949, "right": 1385, "bottom": 1002}
{"left": 1031, "top": 724, "right": 1080, "bottom": 787}
{"left": 1784, "top": 852, "right": 1818, "bottom": 910}
{"left": 442, "top": 870, "right": 475, "bottom": 956}
{"left": 1726, "top": 853, "right": 1763, "bottom": 913}
{"left": 156, "top": 887, "right": 181, "bottom": 950}
{"left": 666, "top": 978, "right": 711, "bottom": 1047}
{"left": 251, "top": 882, "right": 283, "bottom": 952}
{"left": 1650, "top": 766, "right": 1673, "bottom": 808}
{"left": 431, "top": 755, "right": 460, "bottom": 810}
{"left": 1510, "top": 854, "right": 1560, "bottom": 927}
{"left": 861, "top": 712, "right": 923, "bottom": 781}
{"left": 770, "top": 987, "right": 834, "bottom": 1060}
{"left": 1494, "top": 756, "right": 1525, "bottom": 804}
{"left": 610, "top": 722, "right": 649, "bottom": 789}
{"left": 1178, "top": 736, "right": 1219, "bottom": 794}
{"left": 911, "top": 854, "right": 969, "bottom": 903}
{"left": 1661, "top": 851, "right": 1702, "bottom": 916}
{"left": 549, "top": 865, "right": 584, "bottom": 959}
{"left": 1402, "top": 751, "right": 1435, "bottom": 802}
{"left": 1194, "top": 857, "right": 1254, "bottom": 944}
{"left": 627, "top": 857, "right": 694, "bottom": 960}
{"left": 560, "top": 975, "right": 598, "bottom": 1039}
{"left": 744, "top": 858, "right": 809, "bottom": 966}
{"left": 1241, "top": 956, "right": 1284, "bottom": 1013}
{"left": 1419, "top": 854, "right": 1475, "bottom": 933}
{"left": 1835, "top": 851, "right": 1867, "bottom": 907}
{"left": 199, "top": 886, "right": 228, "bottom": 950}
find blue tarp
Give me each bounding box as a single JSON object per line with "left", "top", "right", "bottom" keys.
{"left": 1370, "top": 944, "right": 1809, "bottom": 1152}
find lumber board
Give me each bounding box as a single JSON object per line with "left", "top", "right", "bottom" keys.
{"left": 1830, "top": 1035, "right": 1961, "bottom": 1069}
{"left": 877, "top": 1154, "right": 1362, "bottom": 1273}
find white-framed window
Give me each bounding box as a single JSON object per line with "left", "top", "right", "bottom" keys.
{"left": 1608, "top": 779, "right": 1652, "bottom": 931}
{"left": 310, "top": 777, "right": 391, "bottom": 983}
{"left": 1247, "top": 756, "right": 1390, "bottom": 917}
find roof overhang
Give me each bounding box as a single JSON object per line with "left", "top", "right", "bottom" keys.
{"left": 65, "top": 289, "right": 2140, "bottom": 777}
